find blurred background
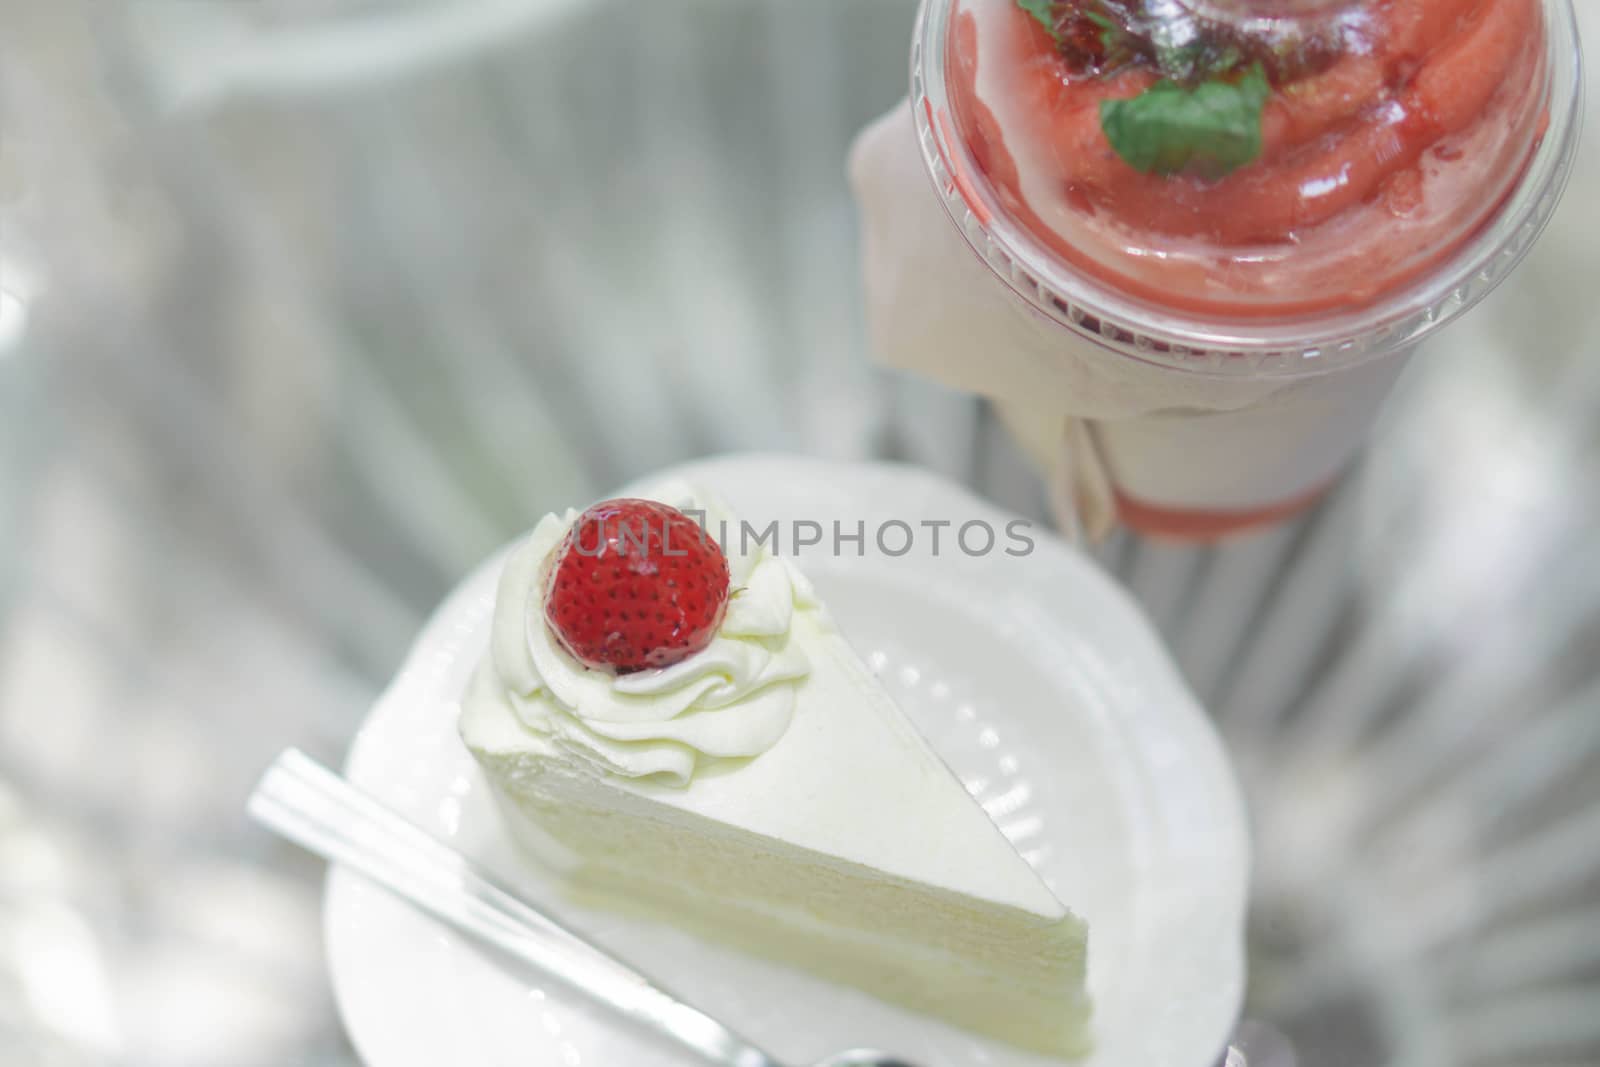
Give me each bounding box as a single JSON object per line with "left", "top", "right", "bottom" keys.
{"left": 2, "top": 2, "right": 1598, "bottom": 1065}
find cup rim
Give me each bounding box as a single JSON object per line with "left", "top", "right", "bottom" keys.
{"left": 910, "top": 0, "right": 1586, "bottom": 381}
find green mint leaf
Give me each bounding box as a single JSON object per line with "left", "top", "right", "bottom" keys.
{"left": 1016, "top": 0, "right": 1060, "bottom": 40}
{"left": 1098, "top": 63, "right": 1270, "bottom": 179}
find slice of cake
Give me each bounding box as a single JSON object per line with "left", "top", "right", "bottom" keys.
{"left": 459, "top": 483, "right": 1091, "bottom": 1057}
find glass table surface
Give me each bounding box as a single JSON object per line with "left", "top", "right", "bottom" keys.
{"left": 2, "top": 2, "right": 1597, "bottom": 1065}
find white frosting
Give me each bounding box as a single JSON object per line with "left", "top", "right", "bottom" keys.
{"left": 459, "top": 476, "right": 1073, "bottom": 924}
{"left": 460, "top": 545, "right": 1075, "bottom": 922}
{"left": 465, "top": 483, "right": 817, "bottom": 786}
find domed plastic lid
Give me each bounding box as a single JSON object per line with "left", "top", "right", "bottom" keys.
{"left": 914, "top": 0, "right": 1583, "bottom": 378}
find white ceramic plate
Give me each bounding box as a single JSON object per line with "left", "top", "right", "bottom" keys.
{"left": 326, "top": 455, "right": 1249, "bottom": 1067}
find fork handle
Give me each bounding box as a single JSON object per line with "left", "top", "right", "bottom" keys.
{"left": 250, "top": 749, "right": 783, "bottom": 1067}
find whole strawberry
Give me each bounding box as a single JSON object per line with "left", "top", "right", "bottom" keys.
{"left": 544, "top": 499, "right": 730, "bottom": 674}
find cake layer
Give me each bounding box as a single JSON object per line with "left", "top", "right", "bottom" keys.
{"left": 478, "top": 752, "right": 1087, "bottom": 983}
{"left": 475, "top": 760, "right": 1091, "bottom": 1058}
{"left": 577, "top": 857, "right": 1088, "bottom": 1058}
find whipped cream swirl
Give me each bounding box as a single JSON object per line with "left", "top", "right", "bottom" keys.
{"left": 466, "top": 485, "right": 816, "bottom": 786}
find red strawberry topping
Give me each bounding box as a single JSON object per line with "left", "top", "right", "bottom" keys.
{"left": 543, "top": 499, "right": 730, "bottom": 674}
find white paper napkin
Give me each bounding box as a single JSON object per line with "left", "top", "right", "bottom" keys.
{"left": 849, "top": 101, "right": 1333, "bottom": 537}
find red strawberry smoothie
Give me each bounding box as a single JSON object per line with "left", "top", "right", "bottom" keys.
{"left": 947, "top": 0, "right": 1550, "bottom": 317}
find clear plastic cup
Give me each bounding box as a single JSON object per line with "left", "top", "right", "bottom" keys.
{"left": 912, "top": 0, "right": 1584, "bottom": 539}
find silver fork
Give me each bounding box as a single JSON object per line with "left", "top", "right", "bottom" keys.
{"left": 249, "top": 748, "right": 1262, "bottom": 1067}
